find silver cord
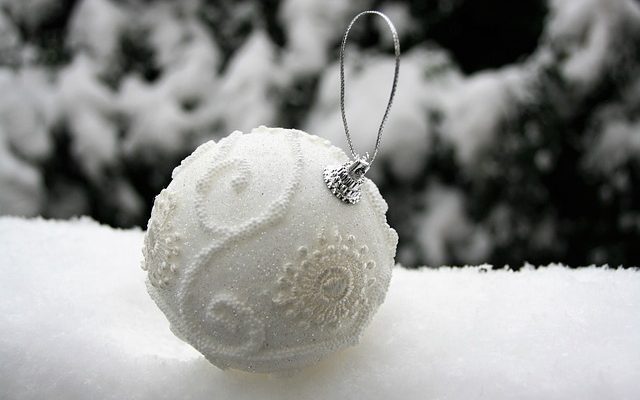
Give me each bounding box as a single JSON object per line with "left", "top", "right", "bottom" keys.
{"left": 339, "top": 10, "right": 400, "bottom": 164}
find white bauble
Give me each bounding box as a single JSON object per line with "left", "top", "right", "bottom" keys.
{"left": 141, "top": 126, "right": 397, "bottom": 373}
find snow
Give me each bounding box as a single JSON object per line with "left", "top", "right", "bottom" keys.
{"left": 118, "top": 76, "right": 190, "bottom": 159}
{"left": 193, "top": 30, "right": 280, "bottom": 134}
{"left": 0, "top": 0, "right": 60, "bottom": 31}
{"left": 56, "top": 55, "right": 119, "bottom": 181}
{"left": 119, "top": 5, "right": 220, "bottom": 158}
{"left": 0, "top": 71, "right": 52, "bottom": 216}
{"left": 279, "top": 0, "right": 359, "bottom": 76}
{"left": 0, "top": 10, "right": 21, "bottom": 66}
{"left": 439, "top": 67, "right": 533, "bottom": 166}
{"left": 1, "top": 217, "right": 639, "bottom": 399}
{"left": 584, "top": 119, "right": 640, "bottom": 174}
{"left": 67, "top": 0, "right": 129, "bottom": 66}
{"left": 0, "top": 71, "right": 52, "bottom": 162}
{"left": 415, "top": 186, "right": 491, "bottom": 265}
{"left": 0, "top": 142, "right": 43, "bottom": 216}
{"left": 547, "top": 0, "right": 640, "bottom": 91}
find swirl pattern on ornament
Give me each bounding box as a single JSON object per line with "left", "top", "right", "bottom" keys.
{"left": 195, "top": 156, "right": 253, "bottom": 236}
{"left": 174, "top": 130, "right": 304, "bottom": 359}
{"left": 274, "top": 228, "right": 378, "bottom": 331}
{"left": 205, "top": 293, "right": 265, "bottom": 356}
{"left": 141, "top": 189, "right": 180, "bottom": 288}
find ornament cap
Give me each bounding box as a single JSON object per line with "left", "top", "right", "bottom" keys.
{"left": 324, "top": 156, "right": 370, "bottom": 204}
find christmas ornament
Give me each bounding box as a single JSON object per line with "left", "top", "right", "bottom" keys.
{"left": 141, "top": 11, "right": 400, "bottom": 373}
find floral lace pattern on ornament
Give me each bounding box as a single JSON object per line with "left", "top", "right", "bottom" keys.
{"left": 274, "top": 227, "right": 378, "bottom": 331}
{"left": 142, "top": 189, "right": 180, "bottom": 288}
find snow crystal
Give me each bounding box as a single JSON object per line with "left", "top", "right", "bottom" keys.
{"left": 1, "top": 217, "right": 638, "bottom": 399}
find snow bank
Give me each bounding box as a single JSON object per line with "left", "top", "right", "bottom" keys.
{"left": 0, "top": 217, "right": 638, "bottom": 400}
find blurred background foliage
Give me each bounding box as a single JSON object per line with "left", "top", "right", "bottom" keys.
{"left": 0, "top": 0, "right": 639, "bottom": 267}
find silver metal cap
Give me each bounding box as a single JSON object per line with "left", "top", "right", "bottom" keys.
{"left": 323, "top": 157, "right": 370, "bottom": 204}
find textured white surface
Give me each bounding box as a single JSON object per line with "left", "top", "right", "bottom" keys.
{"left": 1, "top": 217, "right": 639, "bottom": 399}
{"left": 141, "top": 127, "right": 397, "bottom": 372}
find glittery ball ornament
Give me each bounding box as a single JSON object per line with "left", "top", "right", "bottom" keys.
{"left": 141, "top": 126, "right": 398, "bottom": 373}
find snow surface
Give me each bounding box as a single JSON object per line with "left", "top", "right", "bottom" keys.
{"left": 1, "top": 217, "right": 638, "bottom": 400}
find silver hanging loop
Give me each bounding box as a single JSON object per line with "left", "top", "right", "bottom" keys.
{"left": 324, "top": 10, "right": 401, "bottom": 204}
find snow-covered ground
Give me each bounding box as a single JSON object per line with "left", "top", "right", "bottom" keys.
{"left": 1, "top": 217, "right": 638, "bottom": 399}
